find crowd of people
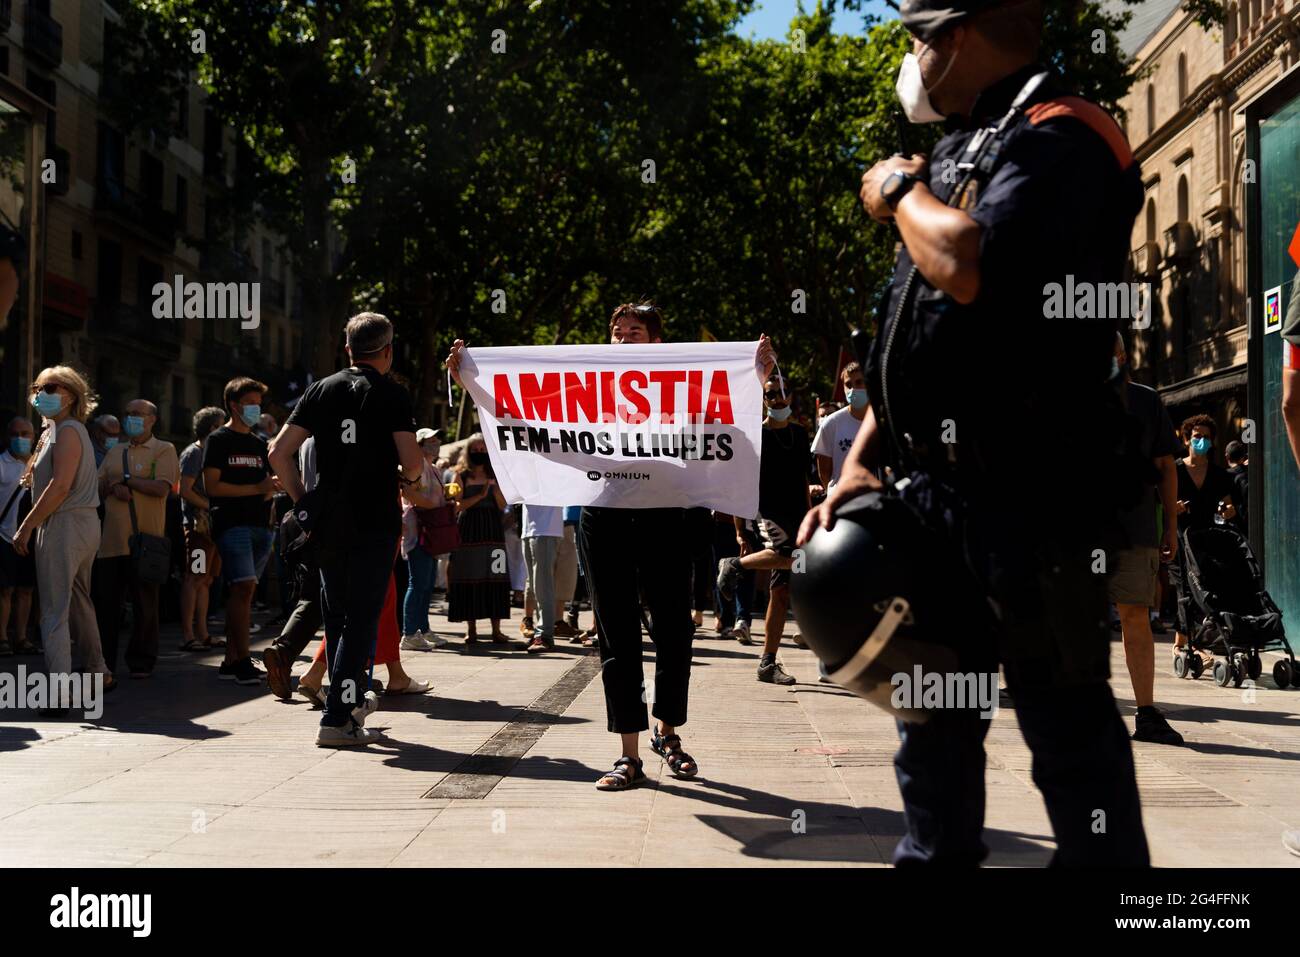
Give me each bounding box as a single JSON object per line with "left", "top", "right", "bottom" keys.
{"left": 0, "top": 318, "right": 1250, "bottom": 738}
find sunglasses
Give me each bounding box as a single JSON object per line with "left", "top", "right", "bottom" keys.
{"left": 33, "top": 383, "right": 62, "bottom": 394}
{"left": 764, "top": 391, "right": 787, "bottom": 401}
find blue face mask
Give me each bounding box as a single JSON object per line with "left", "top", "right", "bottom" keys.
{"left": 1191, "top": 436, "right": 1212, "bottom": 456}
{"left": 124, "top": 415, "right": 146, "bottom": 437}
{"left": 9, "top": 436, "right": 31, "bottom": 456}
{"left": 847, "top": 388, "right": 869, "bottom": 411}
{"left": 103, "top": 436, "right": 119, "bottom": 450}
{"left": 767, "top": 405, "right": 792, "bottom": 421}
{"left": 240, "top": 404, "right": 261, "bottom": 428}
{"left": 31, "top": 391, "right": 62, "bottom": 417}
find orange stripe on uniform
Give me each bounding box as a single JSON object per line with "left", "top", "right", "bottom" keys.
{"left": 1025, "top": 96, "right": 1134, "bottom": 170}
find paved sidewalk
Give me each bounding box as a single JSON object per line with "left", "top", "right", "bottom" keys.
{"left": 1, "top": 604, "right": 1299, "bottom": 867}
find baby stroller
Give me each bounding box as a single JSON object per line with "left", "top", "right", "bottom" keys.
{"left": 1172, "top": 523, "right": 1299, "bottom": 689}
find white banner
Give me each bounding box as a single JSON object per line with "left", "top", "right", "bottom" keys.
{"left": 458, "top": 340, "right": 763, "bottom": 515}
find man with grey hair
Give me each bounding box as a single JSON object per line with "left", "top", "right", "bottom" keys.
{"left": 270, "top": 312, "right": 425, "bottom": 746}
{"left": 88, "top": 414, "right": 122, "bottom": 468}
{"left": 92, "top": 397, "right": 179, "bottom": 677}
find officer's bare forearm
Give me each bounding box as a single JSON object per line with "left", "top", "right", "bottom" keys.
{"left": 894, "top": 185, "right": 982, "bottom": 305}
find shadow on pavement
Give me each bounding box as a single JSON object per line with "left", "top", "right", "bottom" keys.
{"left": 658, "top": 777, "right": 1053, "bottom": 864}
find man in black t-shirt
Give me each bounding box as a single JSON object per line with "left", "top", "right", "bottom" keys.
{"left": 270, "top": 313, "right": 423, "bottom": 747}
{"left": 717, "top": 374, "right": 809, "bottom": 686}
{"left": 204, "top": 377, "right": 277, "bottom": 686}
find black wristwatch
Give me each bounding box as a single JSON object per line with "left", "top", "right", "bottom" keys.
{"left": 881, "top": 170, "right": 919, "bottom": 211}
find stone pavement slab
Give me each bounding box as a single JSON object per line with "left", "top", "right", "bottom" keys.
{"left": 2, "top": 602, "right": 1299, "bottom": 867}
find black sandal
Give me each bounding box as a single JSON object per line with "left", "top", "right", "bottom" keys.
{"left": 649, "top": 728, "right": 698, "bottom": 778}
{"left": 595, "top": 756, "right": 646, "bottom": 791}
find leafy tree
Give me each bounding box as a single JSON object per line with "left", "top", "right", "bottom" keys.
{"left": 104, "top": 0, "right": 1208, "bottom": 422}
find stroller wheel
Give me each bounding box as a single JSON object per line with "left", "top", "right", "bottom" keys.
{"left": 1173, "top": 653, "right": 1187, "bottom": 679}
{"left": 1189, "top": 654, "right": 1205, "bottom": 679}
{"left": 1248, "top": 653, "right": 1262, "bottom": 681}
{"left": 1213, "top": 658, "right": 1233, "bottom": 687}
{"left": 1274, "top": 659, "right": 1294, "bottom": 690}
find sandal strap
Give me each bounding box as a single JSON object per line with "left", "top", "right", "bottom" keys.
{"left": 602, "top": 757, "right": 641, "bottom": 782}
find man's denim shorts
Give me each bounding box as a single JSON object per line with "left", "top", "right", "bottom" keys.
{"left": 217, "top": 525, "right": 275, "bottom": 585}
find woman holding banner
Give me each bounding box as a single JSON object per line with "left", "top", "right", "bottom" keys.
{"left": 446, "top": 301, "right": 776, "bottom": 790}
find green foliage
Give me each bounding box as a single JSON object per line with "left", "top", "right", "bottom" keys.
{"left": 107, "top": 0, "right": 1161, "bottom": 416}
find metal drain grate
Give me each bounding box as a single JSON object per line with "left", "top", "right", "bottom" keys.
{"left": 423, "top": 653, "right": 602, "bottom": 800}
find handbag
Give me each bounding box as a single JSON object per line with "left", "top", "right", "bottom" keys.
{"left": 121, "top": 446, "right": 172, "bottom": 586}
{"left": 416, "top": 504, "right": 460, "bottom": 556}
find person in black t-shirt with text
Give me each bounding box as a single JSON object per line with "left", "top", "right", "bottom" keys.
{"left": 269, "top": 312, "right": 423, "bottom": 747}
{"left": 203, "top": 377, "right": 278, "bottom": 686}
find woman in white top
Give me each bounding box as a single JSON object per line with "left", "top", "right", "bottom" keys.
{"left": 13, "top": 366, "right": 114, "bottom": 700}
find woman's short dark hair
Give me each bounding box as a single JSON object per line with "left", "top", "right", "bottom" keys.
{"left": 609, "top": 299, "right": 664, "bottom": 340}
{"left": 193, "top": 406, "right": 226, "bottom": 440}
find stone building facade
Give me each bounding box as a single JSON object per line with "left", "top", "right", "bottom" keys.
{"left": 0, "top": 0, "right": 304, "bottom": 444}
{"left": 1119, "top": 0, "right": 1300, "bottom": 436}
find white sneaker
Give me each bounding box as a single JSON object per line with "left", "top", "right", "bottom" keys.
{"left": 352, "top": 690, "right": 380, "bottom": 726}
{"left": 420, "top": 631, "right": 449, "bottom": 648}
{"left": 401, "top": 634, "right": 433, "bottom": 651}
{"left": 733, "top": 622, "right": 753, "bottom": 646}
{"left": 316, "top": 721, "right": 382, "bottom": 747}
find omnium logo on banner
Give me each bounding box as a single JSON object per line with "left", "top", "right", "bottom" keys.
{"left": 458, "top": 341, "right": 764, "bottom": 515}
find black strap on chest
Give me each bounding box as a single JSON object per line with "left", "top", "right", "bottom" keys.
{"left": 878, "top": 71, "right": 1051, "bottom": 476}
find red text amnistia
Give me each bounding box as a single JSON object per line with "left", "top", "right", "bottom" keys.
{"left": 492, "top": 370, "right": 735, "bottom": 426}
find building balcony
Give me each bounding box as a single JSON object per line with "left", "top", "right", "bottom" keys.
{"left": 1163, "top": 221, "right": 1199, "bottom": 266}
{"left": 95, "top": 178, "right": 177, "bottom": 249}
{"left": 1133, "top": 241, "right": 1162, "bottom": 279}
{"left": 43, "top": 272, "right": 87, "bottom": 326}
{"left": 23, "top": 2, "right": 61, "bottom": 68}
{"left": 91, "top": 300, "right": 182, "bottom": 359}
{"left": 199, "top": 244, "right": 257, "bottom": 283}
{"left": 196, "top": 336, "right": 234, "bottom": 371}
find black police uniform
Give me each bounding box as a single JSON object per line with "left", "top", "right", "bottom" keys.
{"left": 866, "top": 63, "right": 1151, "bottom": 865}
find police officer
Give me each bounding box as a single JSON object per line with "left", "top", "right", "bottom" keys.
{"left": 799, "top": 0, "right": 1149, "bottom": 865}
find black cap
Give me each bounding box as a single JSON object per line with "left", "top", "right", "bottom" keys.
{"left": 900, "top": 0, "right": 1003, "bottom": 43}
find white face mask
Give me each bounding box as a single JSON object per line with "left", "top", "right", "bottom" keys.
{"left": 895, "top": 41, "right": 958, "bottom": 124}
